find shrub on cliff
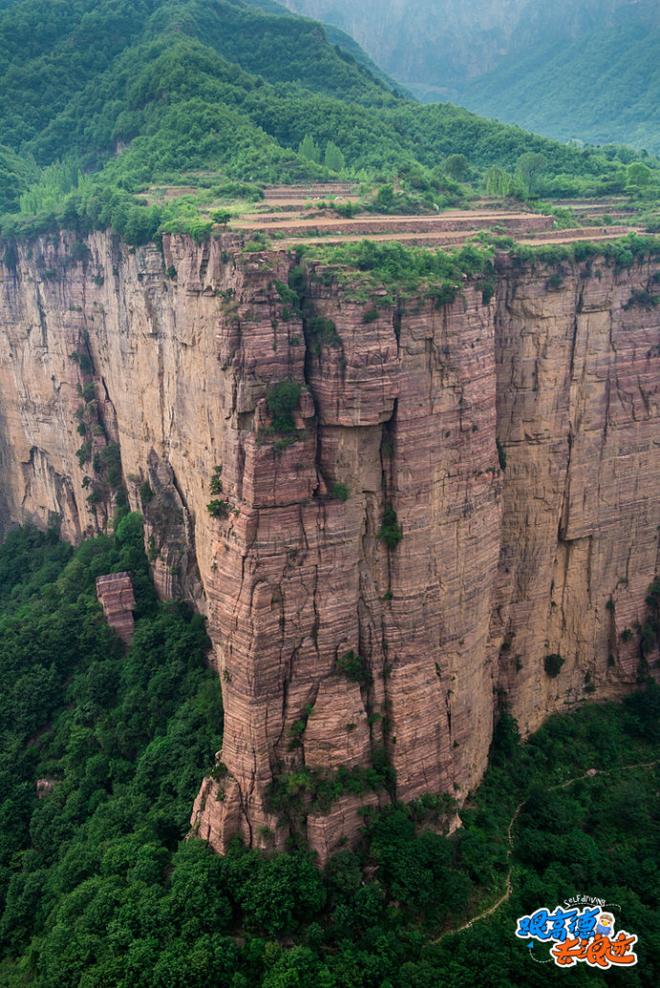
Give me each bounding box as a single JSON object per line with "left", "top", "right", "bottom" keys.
{"left": 306, "top": 315, "right": 341, "bottom": 354}
{"left": 337, "top": 650, "right": 371, "bottom": 685}
{"left": 275, "top": 279, "right": 301, "bottom": 313}
{"left": 624, "top": 289, "right": 659, "bottom": 310}
{"left": 640, "top": 578, "right": 660, "bottom": 661}
{"left": 266, "top": 379, "right": 302, "bottom": 433}
{"left": 209, "top": 465, "right": 223, "bottom": 495}
{"left": 207, "top": 498, "right": 231, "bottom": 519}
{"left": 379, "top": 505, "right": 403, "bottom": 549}
{"left": 544, "top": 652, "right": 565, "bottom": 678}
{"left": 331, "top": 482, "right": 350, "bottom": 502}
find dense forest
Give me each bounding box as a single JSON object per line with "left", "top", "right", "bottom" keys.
{"left": 0, "top": 0, "right": 657, "bottom": 246}
{"left": 0, "top": 521, "right": 658, "bottom": 986}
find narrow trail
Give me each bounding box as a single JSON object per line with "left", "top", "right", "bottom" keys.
{"left": 432, "top": 759, "right": 658, "bottom": 943}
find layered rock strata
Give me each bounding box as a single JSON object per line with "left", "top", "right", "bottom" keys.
{"left": 96, "top": 572, "right": 136, "bottom": 644}
{"left": 0, "top": 231, "right": 658, "bottom": 863}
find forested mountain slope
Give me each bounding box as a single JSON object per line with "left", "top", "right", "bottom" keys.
{"left": 0, "top": 0, "right": 648, "bottom": 244}
{"left": 461, "top": 13, "right": 660, "bottom": 154}
{"left": 283, "top": 0, "right": 660, "bottom": 152}
{"left": 246, "top": 0, "right": 406, "bottom": 93}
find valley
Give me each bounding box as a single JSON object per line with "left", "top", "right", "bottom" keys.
{"left": 282, "top": 0, "right": 660, "bottom": 152}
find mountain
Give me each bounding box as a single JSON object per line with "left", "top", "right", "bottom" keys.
{"left": 282, "top": 0, "right": 660, "bottom": 151}
{"left": 460, "top": 15, "right": 660, "bottom": 154}
{"left": 280, "top": 0, "right": 639, "bottom": 90}
{"left": 0, "top": 2, "right": 659, "bottom": 985}
{"left": 0, "top": 0, "right": 644, "bottom": 245}
{"left": 245, "top": 0, "right": 407, "bottom": 93}
{"left": 0, "top": 0, "right": 635, "bottom": 244}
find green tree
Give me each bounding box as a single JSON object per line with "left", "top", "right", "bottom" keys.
{"left": 444, "top": 153, "right": 470, "bottom": 182}
{"left": 231, "top": 852, "right": 326, "bottom": 936}
{"left": 516, "top": 152, "right": 548, "bottom": 196}
{"left": 299, "top": 133, "right": 321, "bottom": 164}
{"left": 484, "top": 165, "right": 511, "bottom": 197}
{"left": 627, "top": 161, "right": 652, "bottom": 187}
{"left": 324, "top": 141, "right": 345, "bottom": 173}
{"left": 0, "top": 144, "right": 36, "bottom": 214}
{"left": 211, "top": 209, "right": 232, "bottom": 228}
{"left": 1, "top": 523, "right": 659, "bottom": 986}
{"left": 261, "top": 946, "right": 335, "bottom": 988}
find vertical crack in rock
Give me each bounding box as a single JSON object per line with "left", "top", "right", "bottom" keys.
{"left": 34, "top": 283, "right": 48, "bottom": 348}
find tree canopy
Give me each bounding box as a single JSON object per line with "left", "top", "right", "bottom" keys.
{"left": 0, "top": 522, "right": 658, "bottom": 985}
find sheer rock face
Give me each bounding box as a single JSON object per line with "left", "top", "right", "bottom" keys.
{"left": 491, "top": 266, "right": 660, "bottom": 726}
{"left": 1, "top": 231, "right": 658, "bottom": 865}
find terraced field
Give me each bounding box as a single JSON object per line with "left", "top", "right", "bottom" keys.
{"left": 237, "top": 185, "right": 640, "bottom": 249}
{"left": 144, "top": 181, "right": 642, "bottom": 249}
{"left": 277, "top": 225, "right": 635, "bottom": 250}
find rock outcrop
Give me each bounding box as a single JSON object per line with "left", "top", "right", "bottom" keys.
{"left": 35, "top": 778, "right": 56, "bottom": 799}
{"left": 0, "top": 230, "right": 658, "bottom": 863}
{"left": 96, "top": 572, "right": 136, "bottom": 644}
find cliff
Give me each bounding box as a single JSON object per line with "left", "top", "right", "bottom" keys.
{"left": 1, "top": 231, "right": 658, "bottom": 862}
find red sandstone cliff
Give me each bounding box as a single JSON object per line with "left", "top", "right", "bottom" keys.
{"left": 0, "top": 232, "right": 657, "bottom": 862}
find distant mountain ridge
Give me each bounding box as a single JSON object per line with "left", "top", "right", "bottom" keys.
{"left": 282, "top": 0, "right": 660, "bottom": 151}
{"left": 461, "top": 13, "right": 660, "bottom": 153}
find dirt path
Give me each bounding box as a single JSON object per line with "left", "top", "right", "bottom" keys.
{"left": 520, "top": 230, "right": 640, "bottom": 246}
{"left": 432, "top": 760, "right": 658, "bottom": 943}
